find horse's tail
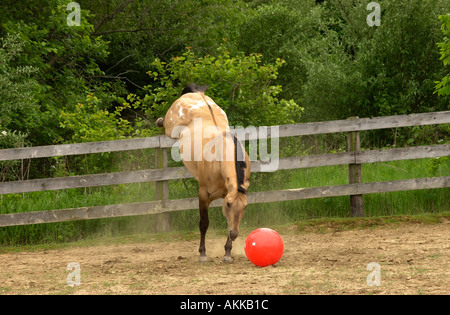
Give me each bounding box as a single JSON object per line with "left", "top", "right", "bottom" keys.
{"left": 233, "top": 134, "right": 247, "bottom": 194}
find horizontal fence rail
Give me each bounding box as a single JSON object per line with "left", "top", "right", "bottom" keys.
{"left": 0, "top": 110, "right": 449, "bottom": 227}
{"left": 272, "top": 110, "right": 450, "bottom": 139}
{"left": 1, "top": 144, "right": 449, "bottom": 195}
{"left": 1, "top": 111, "right": 449, "bottom": 160}
{"left": 0, "top": 177, "right": 448, "bottom": 227}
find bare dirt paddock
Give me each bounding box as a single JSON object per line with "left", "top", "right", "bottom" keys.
{"left": 0, "top": 220, "right": 449, "bottom": 295}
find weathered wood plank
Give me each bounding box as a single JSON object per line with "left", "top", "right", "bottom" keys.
{"left": 160, "top": 136, "right": 177, "bottom": 149}
{"left": 0, "top": 198, "right": 201, "bottom": 227}
{"left": 160, "top": 111, "right": 450, "bottom": 147}
{"left": 0, "top": 137, "right": 161, "bottom": 161}
{"left": 0, "top": 167, "right": 193, "bottom": 195}
{"left": 1, "top": 177, "right": 448, "bottom": 227}
{"left": 1, "top": 111, "right": 448, "bottom": 157}
{"left": 250, "top": 152, "right": 354, "bottom": 172}
{"left": 1, "top": 144, "right": 448, "bottom": 194}
{"left": 263, "top": 111, "right": 450, "bottom": 139}
{"left": 245, "top": 176, "right": 450, "bottom": 204}
{"left": 355, "top": 144, "right": 450, "bottom": 164}
{"left": 251, "top": 144, "right": 450, "bottom": 172}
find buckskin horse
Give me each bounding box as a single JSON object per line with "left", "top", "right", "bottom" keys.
{"left": 156, "top": 84, "right": 250, "bottom": 262}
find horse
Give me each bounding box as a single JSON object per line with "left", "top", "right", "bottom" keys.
{"left": 156, "top": 84, "right": 250, "bottom": 262}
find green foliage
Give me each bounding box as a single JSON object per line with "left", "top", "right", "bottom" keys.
{"left": 143, "top": 46, "right": 302, "bottom": 126}
{"left": 2, "top": 0, "right": 446, "bottom": 147}
{"left": 59, "top": 94, "right": 133, "bottom": 143}
{"left": 238, "top": 0, "right": 324, "bottom": 103}
{"left": 0, "top": 33, "right": 40, "bottom": 134}
{"left": 87, "top": 0, "right": 249, "bottom": 90}
{"left": 0, "top": 129, "right": 29, "bottom": 182}
{"left": 436, "top": 14, "right": 450, "bottom": 96}
{"left": 59, "top": 91, "right": 158, "bottom": 144}
{"left": 1, "top": 0, "right": 113, "bottom": 145}
{"left": 354, "top": 0, "right": 449, "bottom": 117}
{"left": 238, "top": 0, "right": 450, "bottom": 122}
{"left": 0, "top": 33, "right": 35, "bottom": 181}
{"left": 314, "top": 0, "right": 449, "bottom": 120}
{"left": 0, "top": 129, "right": 28, "bottom": 150}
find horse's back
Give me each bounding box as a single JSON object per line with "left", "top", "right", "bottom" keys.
{"left": 162, "top": 93, "right": 228, "bottom": 137}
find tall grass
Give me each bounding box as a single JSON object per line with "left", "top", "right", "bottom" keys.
{"left": 0, "top": 156, "right": 448, "bottom": 245}
{"left": 239, "top": 157, "right": 449, "bottom": 228}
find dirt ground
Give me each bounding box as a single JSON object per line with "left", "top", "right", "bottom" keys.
{"left": 0, "top": 221, "right": 449, "bottom": 295}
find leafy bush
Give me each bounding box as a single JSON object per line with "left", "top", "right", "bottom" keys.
{"left": 0, "top": 129, "right": 29, "bottom": 182}
{"left": 59, "top": 94, "right": 133, "bottom": 143}
{"left": 1, "top": 0, "right": 112, "bottom": 145}
{"left": 143, "top": 46, "right": 302, "bottom": 127}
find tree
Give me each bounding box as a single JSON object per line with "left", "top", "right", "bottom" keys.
{"left": 0, "top": 0, "right": 114, "bottom": 145}
{"left": 238, "top": 0, "right": 324, "bottom": 109}
{"left": 0, "top": 33, "right": 39, "bottom": 139}
{"left": 435, "top": 14, "right": 450, "bottom": 96}
{"left": 81, "top": 0, "right": 250, "bottom": 93}
{"left": 353, "top": 0, "right": 450, "bottom": 117}
{"left": 300, "top": 0, "right": 450, "bottom": 121}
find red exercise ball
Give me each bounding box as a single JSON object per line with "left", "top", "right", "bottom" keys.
{"left": 245, "top": 228, "right": 284, "bottom": 267}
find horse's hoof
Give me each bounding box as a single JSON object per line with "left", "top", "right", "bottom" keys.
{"left": 222, "top": 256, "right": 233, "bottom": 263}
{"left": 198, "top": 255, "right": 210, "bottom": 263}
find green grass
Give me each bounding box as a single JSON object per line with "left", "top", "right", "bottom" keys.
{"left": 0, "top": 157, "right": 448, "bottom": 246}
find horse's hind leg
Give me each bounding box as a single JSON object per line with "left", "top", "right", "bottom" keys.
{"left": 198, "top": 188, "right": 210, "bottom": 262}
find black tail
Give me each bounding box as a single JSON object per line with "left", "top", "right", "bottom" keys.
{"left": 233, "top": 134, "right": 247, "bottom": 194}
{"left": 181, "top": 83, "right": 209, "bottom": 96}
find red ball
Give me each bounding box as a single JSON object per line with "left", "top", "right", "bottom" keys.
{"left": 245, "top": 228, "right": 284, "bottom": 267}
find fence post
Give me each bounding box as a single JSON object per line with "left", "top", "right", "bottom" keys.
{"left": 155, "top": 147, "right": 170, "bottom": 232}
{"left": 347, "top": 117, "right": 364, "bottom": 217}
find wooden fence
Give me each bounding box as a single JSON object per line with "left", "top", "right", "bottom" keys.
{"left": 0, "top": 111, "right": 449, "bottom": 228}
